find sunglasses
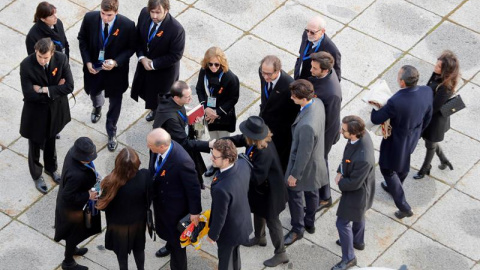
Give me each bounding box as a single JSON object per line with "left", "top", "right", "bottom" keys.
{"left": 305, "top": 28, "right": 321, "bottom": 35}
{"left": 208, "top": 62, "right": 221, "bottom": 68}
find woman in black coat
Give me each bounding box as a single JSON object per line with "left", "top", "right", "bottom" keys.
{"left": 414, "top": 50, "right": 460, "bottom": 179}
{"left": 26, "top": 2, "right": 69, "bottom": 57}
{"left": 196, "top": 46, "right": 239, "bottom": 176}
{"left": 96, "top": 147, "right": 150, "bottom": 270}
{"left": 228, "top": 116, "right": 289, "bottom": 267}
{"left": 54, "top": 137, "right": 101, "bottom": 270}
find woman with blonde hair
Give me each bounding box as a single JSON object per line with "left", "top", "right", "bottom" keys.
{"left": 196, "top": 46, "right": 240, "bottom": 177}
{"left": 97, "top": 147, "right": 150, "bottom": 270}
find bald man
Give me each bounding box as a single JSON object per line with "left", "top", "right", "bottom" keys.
{"left": 294, "top": 16, "right": 341, "bottom": 81}
{"left": 147, "top": 128, "right": 202, "bottom": 270}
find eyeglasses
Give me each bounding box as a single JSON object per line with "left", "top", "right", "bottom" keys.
{"left": 211, "top": 152, "right": 223, "bottom": 160}
{"left": 208, "top": 62, "right": 221, "bottom": 68}
{"left": 305, "top": 28, "right": 321, "bottom": 35}
{"left": 261, "top": 70, "right": 277, "bottom": 77}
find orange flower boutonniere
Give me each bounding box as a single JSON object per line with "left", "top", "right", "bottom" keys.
{"left": 345, "top": 159, "right": 351, "bottom": 163}
{"left": 160, "top": 170, "right": 166, "bottom": 177}
{"left": 218, "top": 87, "right": 224, "bottom": 94}
{"left": 156, "top": 31, "right": 164, "bottom": 37}
{"left": 52, "top": 67, "right": 58, "bottom": 76}
{"left": 113, "top": 29, "right": 119, "bottom": 36}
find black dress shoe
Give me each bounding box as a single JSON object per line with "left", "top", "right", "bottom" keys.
{"left": 331, "top": 257, "right": 357, "bottom": 270}
{"left": 204, "top": 166, "right": 218, "bottom": 177}
{"left": 413, "top": 165, "right": 431, "bottom": 179}
{"left": 336, "top": 239, "right": 365, "bottom": 250}
{"left": 155, "top": 246, "right": 170, "bottom": 257}
{"left": 284, "top": 230, "right": 303, "bottom": 246}
{"left": 438, "top": 160, "right": 453, "bottom": 170}
{"left": 394, "top": 210, "right": 413, "bottom": 219}
{"left": 91, "top": 107, "right": 102, "bottom": 123}
{"left": 243, "top": 236, "right": 267, "bottom": 247}
{"left": 145, "top": 110, "right": 156, "bottom": 122}
{"left": 56, "top": 133, "right": 61, "bottom": 139}
{"left": 45, "top": 170, "right": 61, "bottom": 184}
{"left": 305, "top": 225, "right": 315, "bottom": 234}
{"left": 34, "top": 176, "right": 48, "bottom": 194}
{"left": 316, "top": 197, "right": 332, "bottom": 213}
{"left": 107, "top": 136, "right": 118, "bottom": 152}
{"left": 73, "top": 247, "right": 88, "bottom": 256}
{"left": 61, "top": 260, "right": 88, "bottom": 270}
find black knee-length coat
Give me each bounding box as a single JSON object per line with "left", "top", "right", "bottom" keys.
{"left": 26, "top": 19, "right": 70, "bottom": 57}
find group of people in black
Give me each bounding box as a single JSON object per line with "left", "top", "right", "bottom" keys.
{"left": 19, "top": 0, "right": 460, "bottom": 269}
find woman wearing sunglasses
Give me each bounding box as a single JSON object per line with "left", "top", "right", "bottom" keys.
{"left": 196, "top": 46, "right": 240, "bottom": 177}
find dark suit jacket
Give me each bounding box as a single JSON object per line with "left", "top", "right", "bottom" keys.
{"left": 336, "top": 132, "right": 375, "bottom": 222}
{"left": 294, "top": 32, "right": 341, "bottom": 81}
{"left": 149, "top": 141, "right": 202, "bottom": 246}
{"left": 309, "top": 69, "right": 342, "bottom": 157}
{"left": 78, "top": 12, "right": 135, "bottom": 97}
{"left": 26, "top": 19, "right": 69, "bottom": 57}
{"left": 20, "top": 52, "right": 73, "bottom": 144}
{"left": 208, "top": 159, "right": 253, "bottom": 246}
{"left": 372, "top": 86, "right": 433, "bottom": 172}
{"left": 258, "top": 69, "right": 298, "bottom": 171}
{"left": 131, "top": 9, "right": 185, "bottom": 109}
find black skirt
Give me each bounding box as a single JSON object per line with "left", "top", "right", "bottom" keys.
{"left": 105, "top": 221, "right": 146, "bottom": 255}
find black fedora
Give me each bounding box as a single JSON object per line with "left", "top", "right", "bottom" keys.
{"left": 70, "top": 137, "right": 97, "bottom": 162}
{"left": 239, "top": 116, "right": 268, "bottom": 141}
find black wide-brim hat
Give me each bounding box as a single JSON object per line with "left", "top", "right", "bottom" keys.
{"left": 239, "top": 116, "right": 268, "bottom": 141}
{"left": 70, "top": 137, "right": 97, "bottom": 162}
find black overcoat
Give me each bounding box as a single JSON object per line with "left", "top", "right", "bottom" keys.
{"left": 258, "top": 69, "right": 298, "bottom": 171}
{"left": 149, "top": 142, "right": 202, "bottom": 247}
{"left": 208, "top": 159, "right": 253, "bottom": 246}
{"left": 421, "top": 73, "right": 454, "bottom": 142}
{"left": 20, "top": 52, "right": 73, "bottom": 144}
{"left": 54, "top": 150, "right": 101, "bottom": 244}
{"left": 371, "top": 86, "right": 433, "bottom": 172}
{"left": 336, "top": 132, "right": 376, "bottom": 222}
{"left": 26, "top": 19, "right": 70, "bottom": 57}
{"left": 78, "top": 12, "right": 135, "bottom": 97}
{"left": 104, "top": 169, "right": 150, "bottom": 255}
{"left": 294, "top": 32, "right": 341, "bottom": 81}
{"left": 131, "top": 9, "right": 185, "bottom": 109}
{"left": 196, "top": 68, "right": 240, "bottom": 132}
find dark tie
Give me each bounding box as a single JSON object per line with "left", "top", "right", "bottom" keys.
{"left": 103, "top": 23, "right": 109, "bottom": 41}
{"left": 268, "top": 82, "right": 273, "bottom": 93}
{"left": 148, "top": 23, "right": 158, "bottom": 38}
{"left": 44, "top": 64, "right": 49, "bottom": 78}
{"left": 155, "top": 154, "right": 163, "bottom": 170}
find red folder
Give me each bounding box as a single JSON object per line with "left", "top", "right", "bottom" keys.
{"left": 187, "top": 104, "right": 205, "bottom": 125}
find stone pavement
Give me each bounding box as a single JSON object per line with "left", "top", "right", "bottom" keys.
{"left": 0, "top": 0, "right": 479, "bottom": 269}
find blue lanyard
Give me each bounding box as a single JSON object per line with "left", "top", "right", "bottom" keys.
{"left": 204, "top": 72, "right": 224, "bottom": 96}
{"left": 177, "top": 110, "right": 187, "bottom": 123}
{"left": 154, "top": 142, "right": 172, "bottom": 178}
{"left": 147, "top": 21, "right": 159, "bottom": 44}
{"left": 51, "top": 39, "right": 63, "bottom": 49}
{"left": 301, "top": 100, "right": 314, "bottom": 113}
{"left": 100, "top": 16, "right": 117, "bottom": 49}
{"left": 302, "top": 35, "right": 324, "bottom": 61}
{"left": 84, "top": 162, "right": 99, "bottom": 179}
{"left": 245, "top": 145, "right": 254, "bottom": 157}
{"left": 264, "top": 83, "right": 270, "bottom": 100}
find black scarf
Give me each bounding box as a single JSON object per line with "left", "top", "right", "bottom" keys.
{"left": 205, "top": 68, "right": 223, "bottom": 89}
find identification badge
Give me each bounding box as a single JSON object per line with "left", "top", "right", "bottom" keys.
{"left": 61, "top": 48, "right": 65, "bottom": 54}
{"left": 98, "top": 50, "right": 105, "bottom": 61}
{"left": 185, "top": 125, "right": 189, "bottom": 136}
{"left": 207, "top": 97, "right": 217, "bottom": 108}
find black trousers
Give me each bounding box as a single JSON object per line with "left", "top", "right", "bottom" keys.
{"left": 419, "top": 139, "right": 449, "bottom": 172}
{"left": 28, "top": 137, "right": 57, "bottom": 179}
{"left": 253, "top": 214, "right": 285, "bottom": 254}
{"left": 217, "top": 243, "right": 241, "bottom": 270}
{"left": 381, "top": 168, "right": 410, "bottom": 212}
{"left": 166, "top": 242, "right": 187, "bottom": 270}
{"left": 117, "top": 250, "right": 145, "bottom": 270}
{"left": 90, "top": 91, "right": 123, "bottom": 137}
{"left": 288, "top": 189, "right": 319, "bottom": 233}
{"left": 318, "top": 158, "right": 331, "bottom": 201}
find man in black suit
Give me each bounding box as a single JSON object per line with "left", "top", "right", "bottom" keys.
{"left": 20, "top": 38, "right": 73, "bottom": 194}
{"left": 78, "top": 0, "right": 135, "bottom": 151}
{"left": 294, "top": 16, "right": 341, "bottom": 81}
{"left": 207, "top": 139, "right": 253, "bottom": 270}
{"left": 309, "top": 51, "right": 342, "bottom": 212}
{"left": 131, "top": 0, "right": 185, "bottom": 122}
{"left": 258, "top": 55, "right": 298, "bottom": 172}
{"left": 332, "top": 116, "right": 375, "bottom": 270}
{"left": 147, "top": 128, "right": 202, "bottom": 270}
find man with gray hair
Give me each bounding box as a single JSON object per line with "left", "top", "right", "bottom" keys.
{"left": 370, "top": 65, "right": 432, "bottom": 219}
{"left": 294, "top": 15, "right": 341, "bottom": 81}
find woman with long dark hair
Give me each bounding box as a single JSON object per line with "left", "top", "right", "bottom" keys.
{"left": 414, "top": 50, "right": 460, "bottom": 179}
{"left": 97, "top": 147, "right": 150, "bottom": 270}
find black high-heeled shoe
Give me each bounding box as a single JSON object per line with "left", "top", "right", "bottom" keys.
{"left": 414, "top": 165, "right": 431, "bottom": 179}
{"left": 438, "top": 161, "right": 453, "bottom": 170}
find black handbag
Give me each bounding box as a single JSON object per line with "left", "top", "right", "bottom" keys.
{"left": 145, "top": 178, "right": 155, "bottom": 240}
{"left": 440, "top": 94, "right": 465, "bottom": 117}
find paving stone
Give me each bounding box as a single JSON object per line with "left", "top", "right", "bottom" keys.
{"left": 64, "top": 19, "right": 83, "bottom": 63}
{"left": 1, "top": 66, "right": 21, "bottom": 92}
{"left": 0, "top": 24, "right": 26, "bottom": 79}
{"left": 180, "top": 57, "right": 201, "bottom": 81}
{"left": 450, "top": 83, "right": 480, "bottom": 141}
{"left": 55, "top": 256, "right": 109, "bottom": 270}
{"left": 160, "top": 249, "right": 218, "bottom": 270}
{"left": 18, "top": 186, "right": 58, "bottom": 239}
{"left": 251, "top": 1, "right": 344, "bottom": 55}
{"left": 473, "top": 263, "right": 480, "bottom": 270}
{"left": 117, "top": 117, "right": 152, "bottom": 157}
{"left": 0, "top": 0, "right": 13, "bottom": 10}
{"left": 456, "top": 162, "right": 480, "bottom": 201}
{"left": 296, "top": 0, "right": 375, "bottom": 24}
{"left": 225, "top": 35, "right": 296, "bottom": 91}
{"left": 472, "top": 72, "right": 480, "bottom": 85}
{"left": 374, "top": 229, "right": 474, "bottom": 269}
{"left": 413, "top": 189, "right": 480, "bottom": 260}
{"left": 340, "top": 79, "right": 363, "bottom": 108}
{"left": 372, "top": 166, "right": 450, "bottom": 226}
{"left": 0, "top": 83, "right": 23, "bottom": 147}
{"left": 194, "top": 0, "right": 283, "bottom": 31}
{"left": 332, "top": 27, "right": 401, "bottom": 87}
{"left": 68, "top": 0, "right": 99, "bottom": 11}
{"left": 405, "top": 0, "right": 465, "bottom": 16}
{"left": 0, "top": 221, "right": 65, "bottom": 269}
{"left": 350, "top": 0, "right": 440, "bottom": 51}
{"left": 380, "top": 54, "right": 436, "bottom": 91}
{"left": 176, "top": 8, "right": 243, "bottom": 63}
{"left": 410, "top": 21, "right": 480, "bottom": 80}
{"left": 450, "top": 0, "right": 480, "bottom": 33}
{"left": 0, "top": 212, "right": 11, "bottom": 230}
{"left": 0, "top": 0, "right": 88, "bottom": 35}
{"left": 410, "top": 130, "right": 480, "bottom": 185}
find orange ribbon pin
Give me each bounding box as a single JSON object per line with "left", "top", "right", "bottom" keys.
{"left": 345, "top": 159, "right": 351, "bottom": 163}
{"left": 160, "top": 170, "right": 166, "bottom": 176}
{"left": 156, "top": 31, "right": 164, "bottom": 37}
{"left": 218, "top": 87, "right": 224, "bottom": 94}
{"left": 113, "top": 29, "right": 119, "bottom": 36}
{"left": 52, "top": 67, "right": 57, "bottom": 76}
